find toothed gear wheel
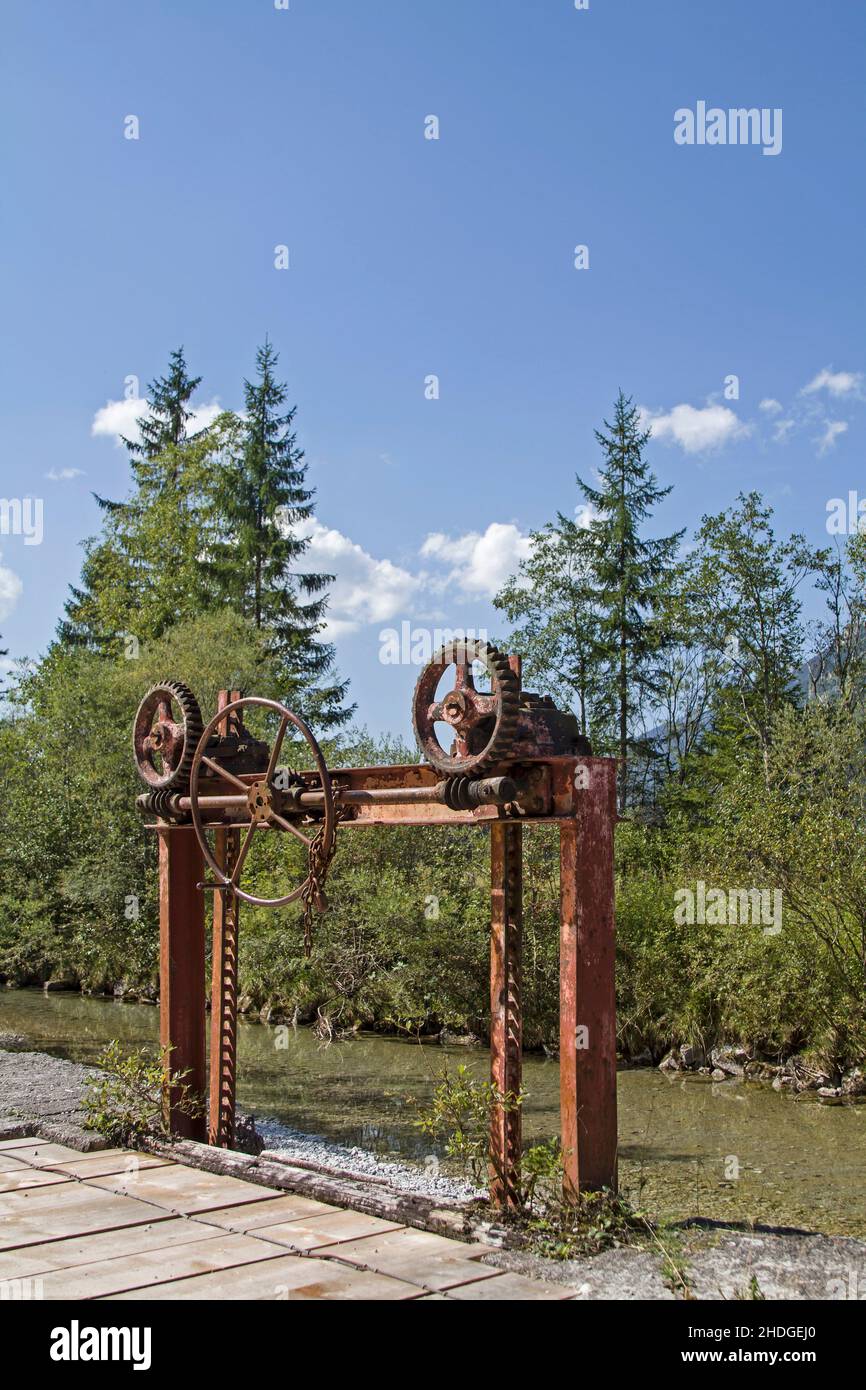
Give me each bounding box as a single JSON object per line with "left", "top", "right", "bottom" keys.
{"left": 133, "top": 680, "right": 204, "bottom": 791}
{"left": 412, "top": 640, "right": 519, "bottom": 775}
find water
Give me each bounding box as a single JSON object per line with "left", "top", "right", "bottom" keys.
{"left": 2, "top": 988, "right": 865, "bottom": 1235}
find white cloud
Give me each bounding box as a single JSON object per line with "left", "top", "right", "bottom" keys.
{"left": 301, "top": 520, "right": 421, "bottom": 638}
{"left": 802, "top": 367, "right": 863, "bottom": 399}
{"left": 46, "top": 468, "right": 84, "bottom": 481}
{"left": 91, "top": 397, "right": 223, "bottom": 446}
{"left": 816, "top": 420, "right": 848, "bottom": 455}
{"left": 575, "top": 502, "right": 599, "bottom": 529}
{"left": 640, "top": 402, "right": 750, "bottom": 454}
{"left": 0, "top": 553, "right": 23, "bottom": 621}
{"left": 420, "top": 522, "right": 531, "bottom": 598}
{"left": 759, "top": 398, "right": 783, "bottom": 415}
{"left": 291, "top": 518, "right": 532, "bottom": 639}
{"left": 773, "top": 418, "right": 796, "bottom": 443}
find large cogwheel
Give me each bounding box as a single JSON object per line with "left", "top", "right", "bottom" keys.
{"left": 412, "top": 639, "right": 520, "bottom": 775}
{"left": 132, "top": 680, "right": 204, "bottom": 791}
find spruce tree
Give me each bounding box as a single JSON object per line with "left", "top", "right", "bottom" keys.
{"left": 495, "top": 516, "right": 611, "bottom": 739}
{"left": 578, "top": 391, "right": 684, "bottom": 809}
{"left": 124, "top": 347, "right": 202, "bottom": 463}
{"left": 60, "top": 347, "right": 209, "bottom": 647}
{"left": 208, "top": 341, "right": 350, "bottom": 726}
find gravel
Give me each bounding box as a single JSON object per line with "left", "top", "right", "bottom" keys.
{"left": 252, "top": 1114, "right": 484, "bottom": 1202}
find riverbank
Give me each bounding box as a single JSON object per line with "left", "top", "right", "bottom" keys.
{"left": 4, "top": 987, "right": 866, "bottom": 1237}
{"left": 8, "top": 975, "right": 866, "bottom": 1087}
{"left": 0, "top": 1048, "right": 478, "bottom": 1204}
{"left": 3, "top": 1047, "right": 866, "bottom": 1300}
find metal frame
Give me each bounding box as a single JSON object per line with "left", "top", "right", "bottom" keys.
{"left": 153, "top": 676, "right": 618, "bottom": 1205}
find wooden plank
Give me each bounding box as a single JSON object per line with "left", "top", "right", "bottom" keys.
{"left": 318, "top": 1227, "right": 501, "bottom": 1292}
{"left": 326, "top": 1228, "right": 492, "bottom": 1263}
{"left": 0, "top": 1169, "right": 72, "bottom": 1194}
{"left": 0, "top": 1192, "right": 175, "bottom": 1249}
{"left": 0, "top": 1154, "right": 32, "bottom": 1174}
{"left": 198, "top": 1195, "right": 339, "bottom": 1231}
{"left": 33, "top": 1232, "right": 285, "bottom": 1300}
{"left": 248, "top": 1210, "right": 406, "bottom": 1251}
{"left": 86, "top": 1163, "right": 285, "bottom": 1214}
{"left": 0, "top": 1182, "right": 117, "bottom": 1218}
{"left": 106, "top": 1253, "right": 422, "bottom": 1301}
{"left": 0, "top": 1141, "right": 95, "bottom": 1168}
{"left": 45, "top": 1153, "right": 171, "bottom": 1179}
{"left": 0, "top": 1217, "right": 224, "bottom": 1279}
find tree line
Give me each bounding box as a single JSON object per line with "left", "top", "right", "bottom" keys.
{"left": 1, "top": 362, "right": 864, "bottom": 1073}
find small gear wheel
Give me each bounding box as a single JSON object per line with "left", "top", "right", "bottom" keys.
{"left": 412, "top": 640, "right": 520, "bottom": 775}
{"left": 133, "top": 680, "right": 203, "bottom": 791}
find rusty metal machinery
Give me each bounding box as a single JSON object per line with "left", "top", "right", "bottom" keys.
{"left": 133, "top": 643, "right": 616, "bottom": 1205}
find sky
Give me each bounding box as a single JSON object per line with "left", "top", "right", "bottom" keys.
{"left": 2, "top": 0, "right": 865, "bottom": 739}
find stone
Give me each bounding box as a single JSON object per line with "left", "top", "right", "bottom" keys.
{"left": 710, "top": 1045, "right": 749, "bottom": 1076}
{"left": 744, "top": 1060, "right": 778, "bottom": 1080}
{"left": 439, "top": 1028, "right": 481, "bottom": 1047}
{"left": 680, "top": 1044, "right": 705, "bottom": 1069}
{"left": 658, "top": 1050, "right": 682, "bottom": 1072}
{"left": 628, "top": 1048, "right": 654, "bottom": 1067}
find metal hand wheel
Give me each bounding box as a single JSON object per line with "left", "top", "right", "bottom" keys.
{"left": 188, "top": 696, "right": 334, "bottom": 908}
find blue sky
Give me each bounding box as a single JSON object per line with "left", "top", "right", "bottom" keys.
{"left": 2, "top": 0, "right": 864, "bottom": 737}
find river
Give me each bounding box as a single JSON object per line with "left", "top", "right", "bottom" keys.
{"left": 2, "top": 988, "right": 864, "bottom": 1235}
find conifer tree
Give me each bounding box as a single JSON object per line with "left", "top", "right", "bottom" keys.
{"left": 578, "top": 391, "right": 684, "bottom": 808}
{"left": 60, "top": 348, "right": 207, "bottom": 647}
{"left": 124, "top": 347, "right": 202, "bottom": 463}
{"left": 207, "top": 341, "right": 350, "bottom": 726}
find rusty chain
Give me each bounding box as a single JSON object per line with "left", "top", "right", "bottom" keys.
{"left": 300, "top": 802, "right": 346, "bottom": 956}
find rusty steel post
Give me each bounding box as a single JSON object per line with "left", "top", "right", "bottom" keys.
{"left": 208, "top": 690, "right": 241, "bottom": 1147}
{"left": 489, "top": 820, "right": 523, "bottom": 1208}
{"left": 560, "top": 756, "right": 617, "bottom": 1196}
{"left": 158, "top": 825, "right": 206, "bottom": 1140}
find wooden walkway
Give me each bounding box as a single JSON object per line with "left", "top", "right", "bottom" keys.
{"left": 0, "top": 1138, "right": 571, "bottom": 1300}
